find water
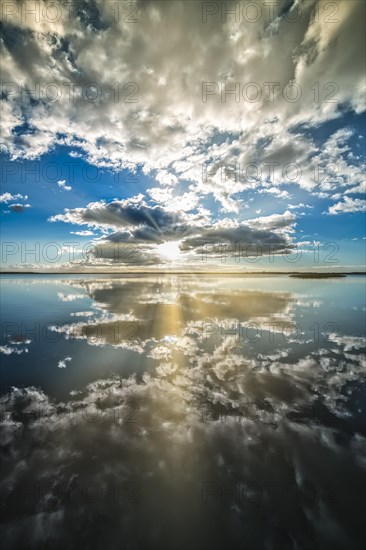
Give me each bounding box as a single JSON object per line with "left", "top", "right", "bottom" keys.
{"left": 1, "top": 274, "right": 365, "bottom": 549}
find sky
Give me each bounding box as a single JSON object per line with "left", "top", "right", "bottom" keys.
{"left": 0, "top": 0, "right": 365, "bottom": 272}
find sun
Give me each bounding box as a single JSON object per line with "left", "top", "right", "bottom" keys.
{"left": 157, "top": 240, "right": 182, "bottom": 261}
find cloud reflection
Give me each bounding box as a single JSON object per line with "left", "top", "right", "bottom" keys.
{"left": 1, "top": 276, "right": 365, "bottom": 549}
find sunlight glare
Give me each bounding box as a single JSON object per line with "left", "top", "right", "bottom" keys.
{"left": 157, "top": 241, "right": 181, "bottom": 261}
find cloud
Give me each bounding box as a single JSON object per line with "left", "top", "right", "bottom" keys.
{"left": 345, "top": 182, "right": 366, "bottom": 195}
{"left": 245, "top": 211, "right": 296, "bottom": 232}
{"left": 328, "top": 334, "right": 366, "bottom": 352}
{"left": 180, "top": 223, "right": 293, "bottom": 257}
{"left": 49, "top": 196, "right": 211, "bottom": 265}
{"left": 287, "top": 203, "right": 314, "bottom": 210}
{"left": 0, "top": 192, "right": 28, "bottom": 203}
{"left": 90, "top": 242, "right": 165, "bottom": 266}
{"left": 1, "top": 192, "right": 31, "bottom": 215}
{"left": 49, "top": 195, "right": 208, "bottom": 238}
{"left": 312, "top": 129, "right": 365, "bottom": 195}
{"left": 70, "top": 230, "right": 96, "bottom": 236}
{"left": 0, "top": 345, "right": 28, "bottom": 355}
{"left": 57, "top": 180, "right": 72, "bottom": 191}
{"left": 328, "top": 197, "right": 366, "bottom": 215}
{"left": 57, "top": 356, "right": 72, "bottom": 368}
{"left": 259, "top": 187, "right": 290, "bottom": 199}
{"left": 7, "top": 203, "right": 31, "bottom": 212}
{"left": 57, "top": 292, "right": 85, "bottom": 302}
{"left": 1, "top": 0, "right": 365, "bottom": 212}
{"left": 48, "top": 194, "right": 297, "bottom": 264}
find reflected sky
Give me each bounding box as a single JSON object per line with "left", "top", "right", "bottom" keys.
{"left": 1, "top": 275, "right": 365, "bottom": 549}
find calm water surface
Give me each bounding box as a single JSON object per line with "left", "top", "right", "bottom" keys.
{"left": 1, "top": 274, "right": 365, "bottom": 549}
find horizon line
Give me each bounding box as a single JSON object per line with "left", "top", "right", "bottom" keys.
{"left": 1, "top": 271, "right": 365, "bottom": 276}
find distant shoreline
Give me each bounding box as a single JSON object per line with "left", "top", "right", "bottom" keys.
{"left": 289, "top": 273, "right": 347, "bottom": 279}
{"left": 0, "top": 271, "right": 365, "bottom": 276}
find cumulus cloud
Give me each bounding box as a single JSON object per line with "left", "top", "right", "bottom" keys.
{"left": 57, "top": 356, "right": 72, "bottom": 368}
{"left": 70, "top": 230, "right": 96, "bottom": 236}
{"left": 345, "top": 182, "right": 366, "bottom": 195}
{"left": 0, "top": 192, "right": 28, "bottom": 203}
{"left": 70, "top": 311, "right": 94, "bottom": 317}
{"left": 1, "top": 192, "right": 31, "bottom": 214}
{"left": 57, "top": 180, "right": 72, "bottom": 191}
{"left": 57, "top": 292, "right": 85, "bottom": 302}
{"left": 0, "top": 345, "right": 28, "bottom": 355}
{"left": 49, "top": 195, "right": 208, "bottom": 237}
{"left": 287, "top": 203, "right": 314, "bottom": 210}
{"left": 328, "top": 333, "right": 366, "bottom": 351}
{"left": 48, "top": 194, "right": 297, "bottom": 265}
{"left": 245, "top": 211, "right": 296, "bottom": 232}
{"left": 7, "top": 203, "right": 31, "bottom": 212}
{"left": 328, "top": 197, "right": 366, "bottom": 215}
{"left": 0, "top": 1, "right": 364, "bottom": 272}
{"left": 0, "top": 0, "right": 365, "bottom": 214}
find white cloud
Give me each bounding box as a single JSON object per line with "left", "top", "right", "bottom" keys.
{"left": 57, "top": 356, "right": 72, "bottom": 368}
{"left": 57, "top": 292, "right": 85, "bottom": 302}
{"left": 70, "top": 230, "right": 96, "bottom": 236}
{"left": 260, "top": 187, "right": 290, "bottom": 199}
{"left": 287, "top": 203, "right": 314, "bottom": 210}
{"left": 0, "top": 0, "right": 364, "bottom": 212}
{"left": 7, "top": 203, "right": 31, "bottom": 212}
{"left": 245, "top": 211, "right": 296, "bottom": 233}
{"left": 328, "top": 197, "right": 366, "bottom": 215}
{"left": 345, "top": 182, "right": 366, "bottom": 195}
{"left": 57, "top": 180, "right": 72, "bottom": 191}
{"left": 0, "top": 192, "right": 28, "bottom": 203}
{"left": 0, "top": 345, "right": 28, "bottom": 355}
{"left": 328, "top": 334, "right": 366, "bottom": 351}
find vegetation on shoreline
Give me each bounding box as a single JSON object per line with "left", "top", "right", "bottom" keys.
{"left": 289, "top": 273, "right": 346, "bottom": 279}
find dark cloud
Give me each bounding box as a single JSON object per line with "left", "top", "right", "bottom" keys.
{"left": 180, "top": 225, "right": 292, "bottom": 255}
{"left": 91, "top": 242, "right": 163, "bottom": 266}
{"left": 50, "top": 198, "right": 207, "bottom": 243}
{"left": 7, "top": 203, "right": 31, "bottom": 213}
{"left": 50, "top": 197, "right": 295, "bottom": 265}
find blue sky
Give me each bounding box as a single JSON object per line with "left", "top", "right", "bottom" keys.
{"left": 0, "top": 0, "right": 365, "bottom": 271}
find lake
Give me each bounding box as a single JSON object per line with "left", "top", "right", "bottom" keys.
{"left": 1, "top": 274, "right": 365, "bottom": 549}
